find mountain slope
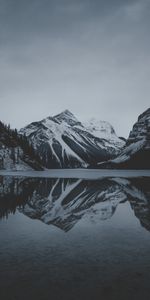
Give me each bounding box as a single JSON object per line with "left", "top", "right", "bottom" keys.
{"left": 0, "top": 121, "right": 43, "bottom": 170}
{"left": 20, "top": 110, "right": 124, "bottom": 168}
{"left": 97, "top": 108, "right": 150, "bottom": 169}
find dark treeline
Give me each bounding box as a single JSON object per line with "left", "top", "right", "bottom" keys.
{"left": 0, "top": 121, "right": 42, "bottom": 166}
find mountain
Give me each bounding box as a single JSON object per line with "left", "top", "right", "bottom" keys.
{"left": 83, "top": 118, "right": 124, "bottom": 149}
{"left": 97, "top": 108, "right": 150, "bottom": 169}
{"left": 20, "top": 110, "right": 125, "bottom": 168}
{"left": 0, "top": 121, "right": 43, "bottom": 171}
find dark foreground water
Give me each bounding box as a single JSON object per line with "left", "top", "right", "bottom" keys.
{"left": 0, "top": 175, "right": 150, "bottom": 300}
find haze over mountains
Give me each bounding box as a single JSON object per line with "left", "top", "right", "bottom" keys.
{"left": 0, "top": 108, "right": 149, "bottom": 170}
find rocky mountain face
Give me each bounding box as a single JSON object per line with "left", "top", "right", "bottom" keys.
{"left": 127, "top": 108, "right": 150, "bottom": 145}
{"left": 20, "top": 110, "right": 125, "bottom": 168}
{"left": 0, "top": 176, "right": 150, "bottom": 232}
{"left": 97, "top": 108, "right": 150, "bottom": 169}
{"left": 0, "top": 121, "right": 43, "bottom": 171}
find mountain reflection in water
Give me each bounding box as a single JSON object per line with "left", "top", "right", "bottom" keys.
{"left": 0, "top": 176, "right": 150, "bottom": 232}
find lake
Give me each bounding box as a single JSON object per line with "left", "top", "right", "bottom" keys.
{"left": 0, "top": 173, "right": 150, "bottom": 300}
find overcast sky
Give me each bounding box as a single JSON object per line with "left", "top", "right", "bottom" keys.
{"left": 0, "top": 0, "right": 150, "bottom": 137}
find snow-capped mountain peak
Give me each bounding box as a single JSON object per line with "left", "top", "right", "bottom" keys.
{"left": 83, "top": 118, "right": 125, "bottom": 148}
{"left": 54, "top": 109, "right": 75, "bottom": 119}
{"left": 83, "top": 119, "right": 116, "bottom": 138}
{"left": 53, "top": 109, "right": 82, "bottom": 127}
{"left": 20, "top": 110, "right": 125, "bottom": 168}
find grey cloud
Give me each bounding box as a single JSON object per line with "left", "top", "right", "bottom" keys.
{"left": 0, "top": 0, "right": 149, "bottom": 137}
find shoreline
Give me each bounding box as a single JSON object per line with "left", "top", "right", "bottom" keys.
{"left": 0, "top": 169, "right": 150, "bottom": 179}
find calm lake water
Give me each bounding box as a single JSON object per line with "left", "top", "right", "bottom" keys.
{"left": 0, "top": 175, "right": 150, "bottom": 300}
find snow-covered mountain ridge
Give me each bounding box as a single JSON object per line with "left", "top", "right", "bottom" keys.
{"left": 20, "top": 110, "right": 125, "bottom": 168}
{"left": 83, "top": 118, "right": 124, "bottom": 148}
{"left": 97, "top": 108, "right": 150, "bottom": 169}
